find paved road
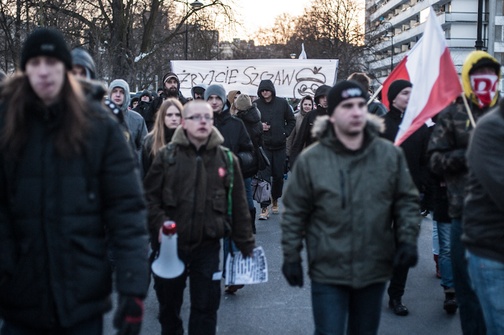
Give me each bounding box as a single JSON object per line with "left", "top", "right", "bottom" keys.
{"left": 103, "top": 199, "right": 462, "bottom": 335}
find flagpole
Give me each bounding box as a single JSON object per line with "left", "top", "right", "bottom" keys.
{"left": 367, "top": 85, "right": 383, "bottom": 106}
{"left": 461, "top": 94, "right": 477, "bottom": 128}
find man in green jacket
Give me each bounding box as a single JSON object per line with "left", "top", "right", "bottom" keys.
{"left": 281, "top": 80, "right": 420, "bottom": 335}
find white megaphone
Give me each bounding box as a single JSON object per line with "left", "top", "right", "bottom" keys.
{"left": 151, "top": 221, "right": 185, "bottom": 279}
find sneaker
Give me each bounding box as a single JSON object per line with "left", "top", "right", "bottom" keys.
{"left": 259, "top": 207, "right": 269, "bottom": 220}
{"left": 443, "top": 292, "right": 458, "bottom": 314}
{"left": 272, "top": 199, "right": 279, "bottom": 214}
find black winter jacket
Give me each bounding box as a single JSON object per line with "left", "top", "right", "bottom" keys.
{"left": 214, "top": 109, "right": 254, "bottom": 176}
{"left": 290, "top": 106, "right": 329, "bottom": 164}
{"left": 0, "top": 100, "right": 149, "bottom": 328}
{"left": 236, "top": 104, "right": 264, "bottom": 177}
{"left": 255, "top": 80, "right": 296, "bottom": 150}
{"left": 381, "top": 106, "right": 430, "bottom": 192}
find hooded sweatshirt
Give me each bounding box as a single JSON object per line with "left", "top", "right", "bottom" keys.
{"left": 109, "top": 79, "right": 147, "bottom": 154}
{"left": 255, "top": 80, "right": 296, "bottom": 150}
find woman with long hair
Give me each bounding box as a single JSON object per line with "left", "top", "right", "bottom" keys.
{"left": 286, "top": 95, "right": 313, "bottom": 158}
{"left": 141, "top": 98, "right": 183, "bottom": 174}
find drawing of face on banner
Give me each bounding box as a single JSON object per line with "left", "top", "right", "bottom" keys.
{"left": 293, "top": 67, "right": 326, "bottom": 98}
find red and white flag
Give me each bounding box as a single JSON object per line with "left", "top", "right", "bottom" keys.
{"left": 381, "top": 7, "right": 463, "bottom": 145}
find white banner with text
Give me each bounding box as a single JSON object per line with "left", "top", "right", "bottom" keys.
{"left": 171, "top": 59, "right": 339, "bottom": 99}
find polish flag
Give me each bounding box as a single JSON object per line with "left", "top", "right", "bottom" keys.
{"left": 381, "top": 7, "right": 463, "bottom": 146}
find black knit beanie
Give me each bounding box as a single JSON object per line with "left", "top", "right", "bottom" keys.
{"left": 21, "top": 28, "right": 72, "bottom": 71}
{"left": 327, "top": 80, "right": 369, "bottom": 114}
{"left": 387, "top": 80, "right": 412, "bottom": 105}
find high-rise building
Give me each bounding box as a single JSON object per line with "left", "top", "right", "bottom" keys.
{"left": 366, "top": 0, "right": 504, "bottom": 85}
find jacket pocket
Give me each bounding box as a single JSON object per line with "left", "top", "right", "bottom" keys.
{"left": 206, "top": 189, "right": 229, "bottom": 239}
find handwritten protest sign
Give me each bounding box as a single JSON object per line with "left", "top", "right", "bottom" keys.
{"left": 171, "top": 59, "right": 338, "bottom": 99}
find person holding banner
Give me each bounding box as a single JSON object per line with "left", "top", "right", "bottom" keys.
{"left": 255, "top": 79, "right": 296, "bottom": 220}
{"left": 428, "top": 50, "right": 501, "bottom": 335}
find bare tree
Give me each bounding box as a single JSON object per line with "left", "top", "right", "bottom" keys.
{"left": 0, "top": 0, "right": 236, "bottom": 89}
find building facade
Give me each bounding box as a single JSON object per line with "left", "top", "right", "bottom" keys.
{"left": 366, "top": 0, "right": 504, "bottom": 85}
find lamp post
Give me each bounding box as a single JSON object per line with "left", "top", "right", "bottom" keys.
{"left": 475, "top": 0, "right": 484, "bottom": 50}
{"left": 380, "top": 21, "right": 394, "bottom": 72}
{"left": 185, "top": 0, "right": 203, "bottom": 60}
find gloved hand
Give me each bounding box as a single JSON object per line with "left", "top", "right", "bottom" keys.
{"left": 282, "top": 261, "right": 303, "bottom": 287}
{"left": 113, "top": 295, "right": 144, "bottom": 335}
{"left": 393, "top": 243, "right": 418, "bottom": 268}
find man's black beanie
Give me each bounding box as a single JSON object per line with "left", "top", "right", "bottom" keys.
{"left": 387, "top": 80, "right": 412, "bottom": 105}
{"left": 327, "top": 80, "right": 369, "bottom": 114}
{"left": 21, "top": 28, "right": 72, "bottom": 71}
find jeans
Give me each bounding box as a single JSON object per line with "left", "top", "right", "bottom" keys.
{"left": 1, "top": 317, "right": 103, "bottom": 335}
{"left": 243, "top": 177, "right": 254, "bottom": 210}
{"left": 432, "top": 220, "right": 439, "bottom": 255}
{"left": 259, "top": 147, "right": 286, "bottom": 207}
{"left": 467, "top": 251, "right": 504, "bottom": 335}
{"left": 436, "top": 221, "right": 454, "bottom": 289}
{"left": 451, "top": 218, "right": 486, "bottom": 335}
{"left": 154, "top": 241, "right": 221, "bottom": 335}
{"left": 311, "top": 281, "right": 386, "bottom": 335}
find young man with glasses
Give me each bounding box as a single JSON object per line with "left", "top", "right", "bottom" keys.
{"left": 144, "top": 100, "right": 255, "bottom": 335}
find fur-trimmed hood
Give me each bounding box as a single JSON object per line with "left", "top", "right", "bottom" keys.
{"left": 170, "top": 125, "right": 224, "bottom": 150}
{"left": 311, "top": 113, "right": 385, "bottom": 141}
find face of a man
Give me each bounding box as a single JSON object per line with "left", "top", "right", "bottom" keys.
{"left": 318, "top": 95, "right": 328, "bottom": 108}
{"left": 141, "top": 95, "right": 150, "bottom": 102}
{"left": 25, "top": 56, "right": 66, "bottom": 106}
{"left": 392, "top": 87, "right": 412, "bottom": 112}
{"left": 329, "top": 97, "right": 367, "bottom": 138}
{"left": 164, "top": 78, "right": 179, "bottom": 96}
{"left": 71, "top": 65, "right": 86, "bottom": 79}
{"left": 111, "top": 87, "right": 125, "bottom": 107}
{"left": 207, "top": 95, "right": 224, "bottom": 113}
{"left": 260, "top": 89, "right": 273, "bottom": 102}
{"left": 182, "top": 102, "right": 214, "bottom": 146}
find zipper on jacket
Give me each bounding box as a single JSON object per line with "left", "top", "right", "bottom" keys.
{"left": 339, "top": 169, "right": 346, "bottom": 209}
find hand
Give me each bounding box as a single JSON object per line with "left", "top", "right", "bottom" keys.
{"left": 262, "top": 122, "right": 271, "bottom": 132}
{"left": 393, "top": 243, "right": 418, "bottom": 268}
{"left": 113, "top": 295, "right": 144, "bottom": 335}
{"left": 282, "top": 261, "right": 303, "bottom": 287}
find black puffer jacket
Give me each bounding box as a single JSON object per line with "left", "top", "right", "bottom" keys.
{"left": 255, "top": 80, "right": 296, "bottom": 150}
{"left": 236, "top": 104, "right": 264, "bottom": 177}
{"left": 0, "top": 100, "right": 149, "bottom": 328}
{"left": 290, "top": 106, "right": 329, "bottom": 164}
{"left": 214, "top": 109, "right": 254, "bottom": 176}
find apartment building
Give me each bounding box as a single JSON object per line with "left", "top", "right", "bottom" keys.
{"left": 366, "top": 0, "right": 504, "bottom": 85}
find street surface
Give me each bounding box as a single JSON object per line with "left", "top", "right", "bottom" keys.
{"left": 103, "top": 200, "right": 463, "bottom": 335}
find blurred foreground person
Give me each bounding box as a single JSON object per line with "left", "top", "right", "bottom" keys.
{"left": 281, "top": 80, "right": 420, "bottom": 335}
{"left": 428, "top": 50, "right": 500, "bottom": 335}
{"left": 463, "top": 97, "right": 504, "bottom": 335}
{"left": 0, "top": 28, "right": 149, "bottom": 335}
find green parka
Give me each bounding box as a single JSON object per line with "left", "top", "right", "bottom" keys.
{"left": 281, "top": 115, "right": 420, "bottom": 288}
{"left": 144, "top": 126, "right": 255, "bottom": 255}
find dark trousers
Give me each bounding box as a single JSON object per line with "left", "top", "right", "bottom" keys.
{"left": 259, "top": 147, "right": 286, "bottom": 207}
{"left": 154, "top": 242, "right": 221, "bottom": 335}
{"left": 1, "top": 316, "right": 103, "bottom": 335}
{"left": 311, "top": 281, "right": 386, "bottom": 335}
{"left": 387, "top": 265, "right": 410, "bottom": 300}
{"left": 451, "top": 218, "right": 486, "bottom": 335}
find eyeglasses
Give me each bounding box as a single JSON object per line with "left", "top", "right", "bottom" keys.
{"left": 166, "top": 113, "right": 181, "bottom": 117}
{"left": 184, "top": 114, "right": 213, "bottom": 122}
